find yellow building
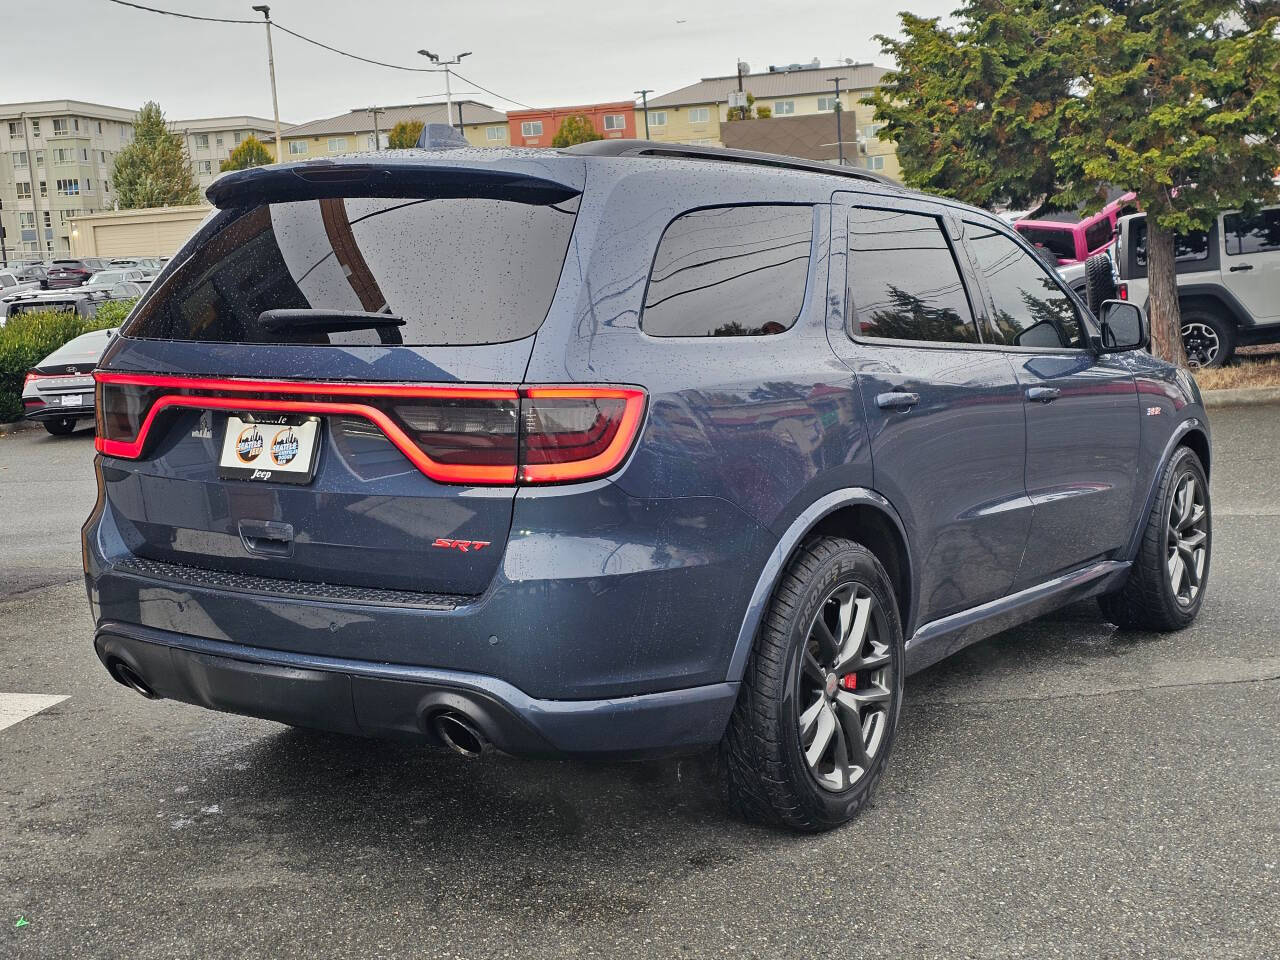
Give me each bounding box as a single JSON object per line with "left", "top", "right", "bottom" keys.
{"left": 278, "top": 101, "right": 509, "bottom": 158}
{"left": 638, "top": 63, "right": 900, "bottom": 179}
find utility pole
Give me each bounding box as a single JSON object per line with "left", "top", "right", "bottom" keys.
{"left": 828, "top": 78, "right": 848, "bottom": 166}
{"left": 20, "top": 114, "right": 46, "bottom": 258}
{"left": 252, "top": 5, "right": 284, "bottom": 162}
{"left": 418, "top": 49, "right": 471, "bottom": 130}
{"left": 635, "top": 89, "right": 652, "bottom": 138}
{"left": 367, "top": 106, "right": 382, "bottom": 150}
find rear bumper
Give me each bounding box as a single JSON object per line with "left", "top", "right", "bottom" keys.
{"left": 94, "top": 621, "right": 738, "bottom": 759}
{"left": 24, "top": 401, "right": 94, "bottom": 421}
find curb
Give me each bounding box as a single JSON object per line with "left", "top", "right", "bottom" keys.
{"left": 0, "top": 419, "right": 38, "bottom": 435}
{"left": 1201, "top": 386, "right": 1280, "bottom": 408}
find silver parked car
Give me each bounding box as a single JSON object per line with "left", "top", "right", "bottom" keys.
{"left": 21, "top": 328, "right": 114, "bottom": 435}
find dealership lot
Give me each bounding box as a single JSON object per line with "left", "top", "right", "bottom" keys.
{"left": 1, "top": 412, "right": 1277, "bottom": 960}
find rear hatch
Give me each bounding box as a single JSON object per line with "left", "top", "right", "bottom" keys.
{"left": 95, "top": 156, "right": 587, "bottom": 597}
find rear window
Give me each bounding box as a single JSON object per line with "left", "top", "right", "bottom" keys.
{"left": 124, "top": 195, "right": 579, "bottom": 346}
{"left": 1014, "top": 224, "right": 1077, "bottom": 261}
{"left": 1132, "top": 220, "right": 1209, "bottom": 266}
{"left": 1224, "top": 208, "right": 1280, "bottom": 256}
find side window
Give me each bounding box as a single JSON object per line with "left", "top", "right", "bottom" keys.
{"left": 1224, "top": 208, "right": 1280, "bottom": 256}
{"left": 1084, "top": 216, "right": 1112, "bottom": 253}
{"left": 846, "top": 207, "right": 978, "bottom": 344}
{"left": 965, "top": 222, "right": 1083, "bottom": 348}
{"left": 642, "top": 205, "right": 813, "bottom": 337}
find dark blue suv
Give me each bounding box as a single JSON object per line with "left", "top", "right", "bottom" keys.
{"left": 83, "top": 141, "right": 1211, "bottom": 831}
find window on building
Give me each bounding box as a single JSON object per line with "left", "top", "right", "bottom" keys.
{"left": 81, "top": 148, "right": 89, "bottom": 161}
{"left": 289, "top": 141, "right": 308, "bottom": 155}
{"left": 817, "top": 96, "right": 838, "bottom": 112}
{"left": 85, "top": 179, "right": 93, "bottom": 192}
{"left": 99, "top": 151, "right": 106, "bottom": 163}
{"left": 195, "top": 134, "right": 209, "bottom": 149}
{"left": 687, "top": 107, "right": 710, "bottom": 124}
{"left": 846, "top": 207, "right": 978, "bottom": 344}
{"left": 7, "top": 121, "right": 19, "bottom": 137}
{"left": 12, "top": 151, "right": 27, "bottom": 168}
{"left": 56, "top": 178, "right": 80, "bottom": 196}
{"left": 1224, "top": 208, "right": 1280, "bottom": 256}
{"left": 648, "top": 111, "right": 667, "bottom": 127}
{"left": 642, "top": 205, "right": 814, "bottom": 337}
{"left": 865, "top": 156, "right": 885, "bottom": 171}
{"left": 327, "top": 137, "right": 347, "bottom": 153}
{"left": 521, "top": 120, "right": 543, "bottom": 137}
{"left": 197, "top": 160, "right": 212, "bottom": 175}
{"left": 52, "top": 118, "right": 69, "bottom": 136}
{"left": 216, "top": 135, "right": 224, "bottom": 148}
{"left": 19, "top": 212, "right": 34, "bottom": 229}
{"left": 774, "top": 100, "right": 796, "bottom": 115}
{"left": 39, "top": 181, "right": 46, "bottom": 198}
{"left": 965, "top": 221, "right": 1084, "bottom": 348}
{"left": 234, "top": 131, "right": 244, "bottom": 144}
{"left": 486, "top": 126, "right": 505, "bottom": 140}
{"left": 603, "top": 114, "right": 626, "bottom": 131}
{"left": 53, "top": 148, "right": 73, "bottom": 165}
{"left": 97, "top": 121, "right": 103, "bottom": 134}
{"left": 35, "top": 151, "right": 43, "bottom": 167}
{"left": 31, "top": 119, "right": 39, "bottom": 137}
{"left": 42, "top": 211, "right": 51, "bottom": 228}
{"left": 73, "top": 118, "right": 79, "bottom": 131}
{"left": 16, "top": 181, "right": 31, "bottom": 199}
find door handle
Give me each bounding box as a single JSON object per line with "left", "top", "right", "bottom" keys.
{"left": 1027, "top": 387, "right": 1061, "bottom": 403}
{"left": 1229, "top": 264, "right": 1253, "bottom": 272}
{"left": 239, "top": 519, "right": 294, "bottom": 557}
{"left": 876, "top": 391, "right": 920, "bottom": 410}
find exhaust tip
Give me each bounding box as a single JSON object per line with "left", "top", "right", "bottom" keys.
{"left": 433, "top": 711, "right": 488, "bottom": 758}
{"left": 108, "top": 659, "right": 159, "bottom": 700}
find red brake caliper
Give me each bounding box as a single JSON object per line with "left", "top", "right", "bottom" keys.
{"left": 840, "top": 673, "right": 858, "bottom": 691}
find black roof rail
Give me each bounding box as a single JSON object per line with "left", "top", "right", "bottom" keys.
{"left": 563, "top": 139, "right": 901, "bottom": 187}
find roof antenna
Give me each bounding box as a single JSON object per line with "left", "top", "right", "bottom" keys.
{"left": 416, "top": 122, "right": 468, "bottom": 150}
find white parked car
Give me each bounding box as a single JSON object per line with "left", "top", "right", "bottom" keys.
{"left": 21, "top": 328, "right": 114, "bottom": 435}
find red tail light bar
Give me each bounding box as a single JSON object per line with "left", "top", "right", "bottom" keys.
{"left": 93, "top": 373, "right": 646, "bottom": 486}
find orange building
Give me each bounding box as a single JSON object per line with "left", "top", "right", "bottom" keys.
{"left": 507, "top": 101, "right": 637, "bottom": 148}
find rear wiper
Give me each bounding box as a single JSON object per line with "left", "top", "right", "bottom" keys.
{"left": 256, "top": 309, "right": 405, "bottom": 334}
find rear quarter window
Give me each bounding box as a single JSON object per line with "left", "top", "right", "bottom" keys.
{"left": 641, "top": 205, "right": 814, "bottom": 337}
{"left": 124, "top": 194, "right": 579, "bottom": 346}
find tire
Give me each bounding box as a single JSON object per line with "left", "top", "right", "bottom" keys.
{"left": 1099, "top": 446, "right": 1210, "bottom": 631}
{"left": 1084, "top": 253, "right": 1117, "bottom": 315}
{"left": 1180, "top": 306, "right": 1235, "bottom": 368}
{"left": 42, "top": 417, "right": 78, "bottom": 436}
{"left": 718, "top": 536, "right": 905, "bottom": 832}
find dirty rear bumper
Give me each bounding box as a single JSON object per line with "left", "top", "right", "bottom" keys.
{"left": 95, "top": 622, "right": 738, "bottom": 759}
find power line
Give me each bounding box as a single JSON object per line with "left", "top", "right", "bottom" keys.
{"left": 103, "top": 0, "right": 534, "bottom": 107}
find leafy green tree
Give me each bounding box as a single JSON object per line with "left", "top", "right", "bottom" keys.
{"left": 755, "top": 105, "right": 772, "bottom": 119}
{"left": 550, "top": 114, "right": 602, "bottom": 147}
{"left": 220, "top": 135, "right": 272, "bottom": 172}
{"left": 111, "top": 102, "right": 200, "bottom": 208}
{"left": 388, "top": 120, "right": 424, "bottom": 149}
{"left": 867, "top": 2, "right": 1280, "bottom": 366}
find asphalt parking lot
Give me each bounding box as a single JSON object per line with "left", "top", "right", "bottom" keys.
{"left": 1, "top": 411, "right": 1277, "bottom": 960}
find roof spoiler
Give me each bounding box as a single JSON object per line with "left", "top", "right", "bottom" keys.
{"left": 206, "top": 159, "right": 581, "bottom": 209}
{"left": 416, "top": 123, "right": 469, "bottom": 150}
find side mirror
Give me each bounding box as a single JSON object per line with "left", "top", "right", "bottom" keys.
{"left": 1097, "top": 300, "right": 1147, "bottom": 353}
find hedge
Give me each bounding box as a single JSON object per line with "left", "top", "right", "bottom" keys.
{"left": 0, "top": 299, "right": 137, "bottom": 423}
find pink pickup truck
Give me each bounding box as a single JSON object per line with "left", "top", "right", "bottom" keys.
{"left": 1014, "top": 192, "right": 1138, "bottom": 265}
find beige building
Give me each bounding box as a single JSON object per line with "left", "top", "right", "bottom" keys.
{"left": 0, "top": 99, "right": 137, "bottom": 260}
{"left": 279, "top": 101, "right": 509, "bottom": 158}
{"left": 639, "top": 63, "right": 900, "bottom": 179}
{"left": 171, "top": 116, "right": 280, "bottom": 191}
{"left": 69, "top": 204, "right": 211, "bottom": 259}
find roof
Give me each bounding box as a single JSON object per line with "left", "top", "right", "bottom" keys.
{"left": 718, "top": 113, "right": 854, "bottom": 164}
{"left": 507, "top": 101, "right": 638, "bottom": 119}
{"left": 646, "top": 63, "right": 890, "bottom": 109}
{"left": 281, "top": 101, "right": 506, "bottom": 138}
{"left": 169, "top": 116, "right": 282, "bottom": 133}
{"left": 0, "top": 99, "right": 137, "bottom": 122}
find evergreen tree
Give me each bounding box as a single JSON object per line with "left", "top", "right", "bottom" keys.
{"left": 111, "top": 102, "right": 201, "bottom": 208}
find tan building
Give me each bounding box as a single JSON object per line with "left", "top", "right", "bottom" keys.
{"left": 69, "top": 204, "right": 211, "bottom": 259}
{"left": 0, "top": 99, "right": 137, "bottom": 260}
{"left": 279, "top": 101, "right": 509, "bottom": 158}
{"left": 170, "top": 116, "right": 280, "bottom": 192}
{"left": 639, "top": 63, "right": 900, "bottom": 179}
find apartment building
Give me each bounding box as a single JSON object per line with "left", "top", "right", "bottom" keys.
{"left": 639, "top": 62, "right": 900, "bottom": 179}
{"left": 507, "top": 101, "right": 637, "bottom": 147}
{"left": 0, "top": 100, "right": 136, "bottom": 260}
{"left": 171, "top": 116, "right": 279, "bottom": 191}
{"left": 279, "top": 101, "right": 508, "bottom": 157}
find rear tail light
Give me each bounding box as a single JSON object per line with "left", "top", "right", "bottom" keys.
{"left": 94, "top": 374, "right": 645, "bottom": 486}
{"left": 1117, "top": 283, "right": 1128, "bottom": 301}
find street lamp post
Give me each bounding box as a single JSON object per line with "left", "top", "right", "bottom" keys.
{"left": 828, "top": 78, "right": 848, "bottom": 166}
{"left": 418, "top": 49, "right": 472, "bottom": 131}
{"left": 252, "top": 5, "right": 283, "bottom": 162}
{"left": 367, "top": 106, "right": 382, "bottom": 150}
{"left": 635, "top": 89, "right": 653, "bottom": 138}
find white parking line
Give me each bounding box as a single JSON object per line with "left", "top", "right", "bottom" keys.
{"left": 0, "top": 693, "right": 68, "bottom": 732}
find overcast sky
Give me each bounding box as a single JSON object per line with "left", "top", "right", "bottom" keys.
{"left": 1, "top": 0, "right": 956, "bottom": 124}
